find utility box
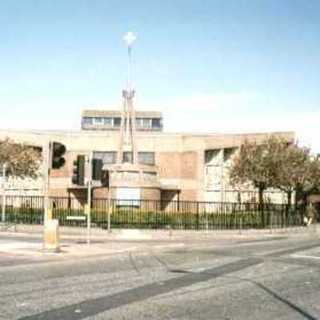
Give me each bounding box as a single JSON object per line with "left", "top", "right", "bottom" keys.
{"left": 44, "top": 219, "right": 60, "bottom": 252}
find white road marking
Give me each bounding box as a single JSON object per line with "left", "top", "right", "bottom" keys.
{"left": 291, "top": 254, "right": 320, "bottom": 260}
{"left": 0, "top": 242, "right": 40, "bottom": 250}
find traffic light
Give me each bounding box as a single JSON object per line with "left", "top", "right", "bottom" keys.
{"left": 72, "top": 155, "right": 85, "bottom": 185}
{"left": 51, "top": 142, "right": 66, "bottom": 169}
{"left": 92, "top": 159, "right": 109, "bottom": 187}
{"left": 92, "top": 159, "right": 103, "bottom": 180}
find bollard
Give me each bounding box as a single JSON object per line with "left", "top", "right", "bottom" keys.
{"left": 43, "top": 219, "right": 60, "bottom": 252}
{"left": 47, "top": 208, "right": 53, "bottom": 220}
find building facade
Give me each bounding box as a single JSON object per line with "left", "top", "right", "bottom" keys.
{"left": 0, "top": 111, "right": 294, "bottom": 205}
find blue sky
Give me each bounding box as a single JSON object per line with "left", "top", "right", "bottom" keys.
{"left": 0, "top": 0, "right": 319, "bottom": 151}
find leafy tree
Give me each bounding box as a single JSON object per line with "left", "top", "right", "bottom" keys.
{"left": 229, "top": 138, "right": 276, "bottom": 206}
{"left": 0, "top": 138, "right": 41, "bottom": 178}
{"left": 269, "top": 140, "right": 310, "bottom": 206}
{"left": 295, "top": 156, "right": 320, "bottom": 205}
{"left": 230, "top": 136, "right": 320, "bottom": 208}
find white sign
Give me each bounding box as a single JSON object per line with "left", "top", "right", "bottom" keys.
{"left": 116, "top": 187, "right": 140, "bottom": 206}
{"left": 66, "top": 216, "right": 86, "bottom": 221}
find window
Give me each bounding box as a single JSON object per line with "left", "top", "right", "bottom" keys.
{"left": 142, "top": 118, "right": 151, "bottom": 128}
{"left": 93, "top": 151, "right": 117, "bottom": 164}
{"left": 205, "top": 166, "right": 222, "bottom": 189}
{"left": 138, "top": 152, "right": 155, "bottom": 165}
{"left": 123, "top": 152, "right": 133, "bottom": 163}
{"left": 113, "top": 117, "right": 121, "bottom": 127}
{"left": 223, "top": 148, "right": 236, "bottom": 162}
{"left": 136, "top": 118, "right": 151, "bottom": 129}
{"left": 151, "top": 118, "right": 161, "bottom": 129}
{"left": 82, "top": 117, "right": 93, "bottom": 125}
{"left": 93, "top": 117, "right": 103, "bottom": 125}
{"left": 104, "top": 152, "right": 117, "bottom": 164}
{"left": 103, "top": 117, "right": 112, "bottom": 126}
{"left": 135, "top": 118, "right": 142, "bottom": 128}
{"left": 205, "top": 150, "right": 221, "bottom": 165}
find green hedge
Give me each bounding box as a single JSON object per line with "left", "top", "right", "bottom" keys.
{"left": 0, "top": 206, "right": 303, "bottom": 229}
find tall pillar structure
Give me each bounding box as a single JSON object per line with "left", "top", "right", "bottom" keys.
{"left": 107, "top": 32, "right": 160, "bottom": 203}
{"left": 117, "top": 32, "right": 138, "bottom": 165}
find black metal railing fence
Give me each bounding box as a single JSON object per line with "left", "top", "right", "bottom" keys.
{"left": 0, "top": 195, "right": 311, "bottom": 230}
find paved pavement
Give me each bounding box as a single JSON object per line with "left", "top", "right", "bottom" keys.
{"left": 0, "top": 232, "right": 320, "bottom": 319}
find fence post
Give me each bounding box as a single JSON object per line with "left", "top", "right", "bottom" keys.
{"left": 107, "top": 190, "right": 112, "bottom": 233}
{"left": 86, "top": 182, "right": 92, "bottom": 245}
{"left": 1, "top": 192, "right": 6, "bottom": 223}
{"left": 238, "top": 203, "right": 242, "bottom": 234}
{"left": 269, "top": 206, "right": 273, "bottom": 233}
{"left": 197, "top": 202, "right": 200, "bottom": 230}
{"left": 1, "top": 164, "right": 7, "bottom": 223}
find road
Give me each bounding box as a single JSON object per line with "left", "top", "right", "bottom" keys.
{"left": 0, "top": 234, "right": 320, "bottom": 319}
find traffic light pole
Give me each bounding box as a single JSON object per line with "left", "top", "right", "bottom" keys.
{"left": 107, "top": 169, "right": 112, "bottom": 233}
{"left": 86, "top": 152, "right": 93, "bottom": 245}
{"left": 43, "top": 140, "right": 66, "bottom": 252}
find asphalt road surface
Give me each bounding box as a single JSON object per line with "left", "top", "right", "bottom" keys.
{"left": 1, "top": 235, "right": 320, "bottom": 319}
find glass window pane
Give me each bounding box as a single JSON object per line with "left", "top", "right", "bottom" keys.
{"left": 152, "top": 118, "right": 161, "bottom": 128}
{"left": 93, "top": 117, "right": 103, "bottom": 124}
{"left": 223, "top": 148, "right": 236, "bottom": 162}
{"left": 138, "top": 152, "right": 155, "bottom": 165}
{"left": 93, "top": 151, "right": 117, "bottom": 164}
{"left": 104, "top": 152, "right": 117, "bottom": 164}
{"left": 136, "top": 118, "right": 151, "bottom": 128}
{"left": 123, "top": 152, "right": 133, "bottom": 163}
{"left": 142, "top": 118, "right": 151, "bottom": 128}
{"left": 113, "top": 117, "right": 121, "bottom": 127}
{"left": 104, "top": 117, "right": 112, "bottom": 125}
{"left": 83, "top": 117, "right": 93, "bottom": 125}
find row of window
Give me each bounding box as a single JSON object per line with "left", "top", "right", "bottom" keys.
{"left": 205, "top": 148, "right": 237, "bottom": 165}
{"left": 82, "top": 117, "right": 162, "bottom": 129}
{"left": 93, "top": 151, "right": 155, "bottom": 165}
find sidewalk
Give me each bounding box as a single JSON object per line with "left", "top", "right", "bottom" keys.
{"left": 0, "top": 224, "right": 319, "bottom": 263}
{"left": 4, "top": 223, "right": 319, "bottom": 241}
{"left": 0, "top": 233, "right": 189, "bottom": 265}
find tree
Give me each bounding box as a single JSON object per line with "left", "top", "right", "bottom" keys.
{"left": 269, "top": 140, "right": 310, "bottom": 206}
{"left": 230, "top": 136, "right": 320, "bottom": 208}
{"left": 229, "top": 138, "right": 276, "bottom": 206}
{"left": 0, "top": 138, "right": 41, "bottom": 178}
{"left": 295, "top": 156, "right": 320, "bottom": 205}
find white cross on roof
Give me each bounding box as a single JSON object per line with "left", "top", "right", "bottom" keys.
{"left": 123, "top": 32, "right": 137, "bottom": 47}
